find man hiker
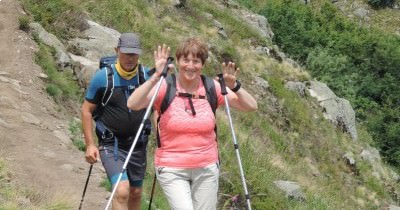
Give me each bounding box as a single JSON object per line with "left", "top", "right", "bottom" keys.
{"left": 81, "top": 32, "right": 152, "bottom": 210}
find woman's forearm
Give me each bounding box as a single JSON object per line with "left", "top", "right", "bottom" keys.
{"left": 127, "top": 73, "right": 160, "bottom": 110}
{"left": 228, "top": 87, "right": 258, "bottom": 112}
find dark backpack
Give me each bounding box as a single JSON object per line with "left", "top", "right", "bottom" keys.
{"left": 156, "top": 73, "right": 218, "bottom": 147}
{"left": 93, "top": 55, "right": 147, "bottom": 119}
{"left": 95, "top": 55, "right": 153, "bottom": 147}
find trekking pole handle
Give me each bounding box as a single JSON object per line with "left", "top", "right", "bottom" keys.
{"left": 160, "top": 57, "right": 174, "bottom": 78}
{"left": 217, "top": 73, "right": 228, "bottom": 95}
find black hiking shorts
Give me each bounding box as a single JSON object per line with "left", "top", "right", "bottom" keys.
{"left": 99, "top": 138, "right": 147, "bottom": 187}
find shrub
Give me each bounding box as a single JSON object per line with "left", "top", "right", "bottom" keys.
{"left": 18, "top": 16, "right": 30, "bottom": 31}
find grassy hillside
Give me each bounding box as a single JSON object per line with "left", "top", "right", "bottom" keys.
{"left": 20, "top": 0, "right": 400, "bottom": 209}
{"left": 234, "top": 0, "right": 400, "bottom": 169}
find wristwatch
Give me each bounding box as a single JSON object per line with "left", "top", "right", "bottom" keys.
{"left": 230, "top": 80, "right": 241, "bottom": 92}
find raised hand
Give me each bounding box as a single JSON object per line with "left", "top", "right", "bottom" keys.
{"left": 222, "top": 61, "right": 238, "bottom": 89}
{"left": 154, "top": 44, "right": 172, "bottom": 76}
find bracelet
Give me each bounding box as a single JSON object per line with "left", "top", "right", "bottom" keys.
{"left": 230, "top": 80, "right": 241, "bottom": 92}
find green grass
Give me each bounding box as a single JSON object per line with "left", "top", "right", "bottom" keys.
{"left": 68, "top": 119, "right": 86, "bottom": 151}
{"left": 99, "top": 177, "right": 112, "bottom": 192}
{"left": 34, "top": 43, "right": 82, "bottom": 104}
{"left": 18, "top": 16, "right": 30, "bottom": 32}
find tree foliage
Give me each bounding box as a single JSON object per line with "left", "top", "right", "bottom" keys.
{"left": 368, "top": 0, "right": 396, "bottom": 8}
{"left": 260, "top": 0, "right": 400, "bottom": 167}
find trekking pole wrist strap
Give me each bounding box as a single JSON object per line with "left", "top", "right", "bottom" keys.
{"left": 217, "top": 73, "right": 228, "bottom": 95}
{"left": 230, "top": 80, "right": 241, "bottom": 92}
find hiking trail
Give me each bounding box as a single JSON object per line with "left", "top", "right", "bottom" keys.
{"left": 0, "top": 0, "right": 108, "bottom": 209}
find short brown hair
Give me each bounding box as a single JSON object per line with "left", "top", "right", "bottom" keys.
{"left": 175, "top": 37, "right": 208, "bottom": 64}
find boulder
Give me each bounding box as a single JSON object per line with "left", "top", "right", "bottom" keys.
{"left": 68, "top": 20, "right": 120, "bottom": 61}
{"left": 273, "top": 180, "right": 305, "bottom": 201}
{"left": 307, "top": 81, "right": 357, "bottom": 140}
{"left": 29, "top": 22, "right": 71, "bottom": 69}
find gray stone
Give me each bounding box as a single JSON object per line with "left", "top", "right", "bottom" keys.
{"left": 20, "top": 112, "right": 40, "bottom": 125}
{"left": 211, "top": 19, "right": 228, "bottom": 39}
{"left": 69, "top": 53, "right": 98, "bottom": 88}
{"left": 343, "top": 152, "right": 355, "bottom": 166}
{"left": 360, "top": 148, "right": 381, "bottom": 163}
{"left": 38, "top": 73, "right": 48, "bottom": 79}
{"left": 252, "top": 76, "right": 269, "bottom": 90}
{"left": 29, "top": 22, "right": 71, "bottom": 69}
{"left": 53, "top": 129, "right": 71, "bottom": 145}
{"left": 68, "top": 20, "right": 120, "bottom": 61}
{"left": 29, "top": 22, "right": 66, "bottom": 51}
{"left": 389, "top": 205, "right": 400, "bottom": 210}
{"left": 241, "top": 11, "right": 274, "bottom": 39}
{"left": 308, "top": 81, "right": 357, "bottom": 140}
{"left": 255, "top": 46, "right": 270, "bottom": 55}
{"left": 353, "top": 8, "right": 368, "bottom": 19}
{"left": 285, "top": 81, "right": 306, "bottom": 97}
{"left": 308, "top": 81, "right": 336, "bottom": 102}
{"left": 273, "top": 180, "right": 305, "bottom": 201}
{"left": 360, "top": 147, "right": 386, "bottom": 180}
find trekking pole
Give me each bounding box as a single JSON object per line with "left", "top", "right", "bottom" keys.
{"left": 78, "top": 164, "right": 93, "bottom": 210}
{"left": 217, "top": 74, "right": 252, "bottom": 210}
{"left": 148, "top": 174, "right": 157, "bottom": 210}
{"left": 104, "top": 57, "right": 174, "bottom": 210}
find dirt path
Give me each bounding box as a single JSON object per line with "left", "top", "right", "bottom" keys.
{"left": 0, "top": 0, "right": 108, "bottom": 209}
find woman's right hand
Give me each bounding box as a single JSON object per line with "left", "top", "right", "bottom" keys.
{"left": 154, "top": 44, "right": 173, "bottom": 77}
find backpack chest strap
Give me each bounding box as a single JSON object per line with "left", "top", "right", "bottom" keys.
{"left": 177, "top": 92, "right": 206, "bottom": 116}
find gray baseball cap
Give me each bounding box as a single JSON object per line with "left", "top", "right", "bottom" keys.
{"left": 117, "top": 33, "right": 142, "bottom": 54}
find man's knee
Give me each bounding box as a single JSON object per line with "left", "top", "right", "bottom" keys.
{"left": 114, "top": 183, "right": 130, "bottom": 203}
{"left": 129, "top": 187, "right": 143, "bottom": 200}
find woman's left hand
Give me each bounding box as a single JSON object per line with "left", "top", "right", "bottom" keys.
{"left": 222, "top": 61, "right": 238, "bottom": 89}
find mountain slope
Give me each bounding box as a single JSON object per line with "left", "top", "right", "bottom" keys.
{"left": 2, "top": 0, "right": 399, "bottom": 209}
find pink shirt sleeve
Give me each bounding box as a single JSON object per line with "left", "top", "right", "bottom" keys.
{"left": 153, "top": 80, "right": 167, "bottom": 112}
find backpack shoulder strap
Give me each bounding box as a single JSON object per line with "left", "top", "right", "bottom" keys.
{"left": 201, "top": 75, "right": 217, "bottom": 115}
{"left": 159, "top": 74, "right": 217, "bottom": 115}
{"left": 101, "top": 65, "right": 114, "bottom": 107}
{"left": 138, "top": 64, "right": 145, "bottom": 85}
{"left": 160, "top": 74, "right": 177, "bottom": 114}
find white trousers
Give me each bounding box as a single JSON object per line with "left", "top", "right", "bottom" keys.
{"left": 156, "top": 163, "right": 219, "bottom": 210}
